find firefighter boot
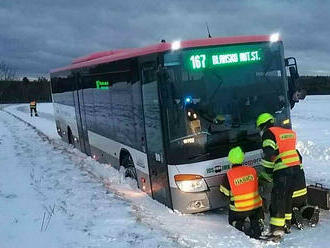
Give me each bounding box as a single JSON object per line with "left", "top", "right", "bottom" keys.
{"left": 309, "top": 206, "right": 320, "bottom": 227}
{"left": 301, "top": 205, "right": 320, "bottom": 227}
{"left": 259, "top": 225, "right": 284, "bottom": 242}
{"left": 247, "top": 219, "right": 264, "bottom": 239}
{"left": 254, "top": 219, "right": 264, "bottom": 238}
{"left": 284, "top": 220, "right": 291, "bottom": 234}
{"left": 292, "top": 207, "right": 304, "bottom": 230}
{"left": 231, "top": 219, "right": 251, "bottom": 236}
{"left": 269, "top": 225, "right": 285, "bottom": 238}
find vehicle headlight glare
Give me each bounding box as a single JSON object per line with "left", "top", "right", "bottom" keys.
{"left": 175, "top": 178, "right": 208, "bottom": 193}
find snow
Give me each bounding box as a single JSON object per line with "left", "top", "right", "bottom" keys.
{"left": 292, "top": 96, "right": 330, "bottom": 188}
{"left": 0, "top": 105, "right": 178, "bottom": 248}
{"left": 1, "top": 96, "right": 330, "bottom": 247}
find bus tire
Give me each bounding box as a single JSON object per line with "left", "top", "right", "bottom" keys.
{"left": 120, "top": 151, "right": 137, "bottom": 181}
{"left": 67, "top": 126, "right": 74, "bottom": 145}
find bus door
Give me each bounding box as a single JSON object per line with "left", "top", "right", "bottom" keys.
{"left": 141, "top": 63, "right": 172, "bottom": 209}
{"left": 73, "top": 73, "right": 91, "bottom": 155}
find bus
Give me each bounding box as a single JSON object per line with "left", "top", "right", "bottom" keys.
{"left": 50, "top": 34, "right": 300, "bottom": 213}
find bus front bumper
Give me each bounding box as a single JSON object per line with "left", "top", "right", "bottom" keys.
{"left": 171, "top": 174, "right": 229, "bottom": 214}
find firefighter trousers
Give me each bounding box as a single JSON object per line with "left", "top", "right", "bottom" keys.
{"left": 292, "top": 168, "right": 318, "bottom": 223}
{"left": 30, "top": 107, "right": 38, "bottom": 116}
{"left": 292, "top": 167, "right": 307, "bottom": 208}
{"left": 270, "top": 166, "right": 301, "bottom": 230}
{"left": 229, "top": 207, "right": 264, "bottom": 238}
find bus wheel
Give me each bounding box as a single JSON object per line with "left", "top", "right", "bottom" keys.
{"left": 67, "top": 127, "right": 74, "bottom": 145}
{"left": 121, "top": 153, "right": 137, "bottom": 180}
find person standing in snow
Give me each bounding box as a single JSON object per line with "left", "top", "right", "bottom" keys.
{"left": 257, "top": 113, "right": 319, "bottom": 237}
{"left": 256, "top": 113, "right": 304, "bottom": 239}
{"left": 30, "top": 100, "right": 38, "bottom": 117}
{"left": 219, "top": 146, "right": 264, "bottom": 239}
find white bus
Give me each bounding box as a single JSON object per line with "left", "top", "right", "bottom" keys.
{"left": 50, "top": 34, "right": 299, "bottom": 213}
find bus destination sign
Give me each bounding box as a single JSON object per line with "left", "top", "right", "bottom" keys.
{"left": 189, "top": 50, "right": 262, "bottom": 70}
{"left": 184, "top": 44, "right": 264, "bottom": 70}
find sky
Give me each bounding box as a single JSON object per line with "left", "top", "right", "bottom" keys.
{"left": 0, "top": 0, "right": 329, "bottom": 78}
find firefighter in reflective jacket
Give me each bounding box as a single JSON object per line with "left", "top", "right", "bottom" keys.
{"left": 30, "top": 100, "right": 38, "bottom": 117}
{"left": 257, "top": 113, "right": 319, "bottom": 236}
{"left": 220, "top": 146, "right": 264, "bottom": 239}
{"left": 256, "top": 113, "right": 305, "bottom": 238}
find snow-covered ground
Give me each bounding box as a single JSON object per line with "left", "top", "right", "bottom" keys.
{"left": 292, "top": 96, "right": 330, "bottom": 187}
{"left": 1, "top": 96, "right": 330, "bottom": 247}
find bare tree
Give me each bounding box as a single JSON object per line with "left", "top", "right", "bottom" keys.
{"left": 0, "top": 61, "right": 17, "bottom": 81}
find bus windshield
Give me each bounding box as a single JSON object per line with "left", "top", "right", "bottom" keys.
{"left": 162, "top": 42, "right": 290, "bottom": 164}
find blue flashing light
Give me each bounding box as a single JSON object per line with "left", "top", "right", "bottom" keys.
{"left": 184, "top": 96, "right": 192, "bottom": 104}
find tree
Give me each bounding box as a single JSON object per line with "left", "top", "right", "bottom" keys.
{"left": 0, "top": 61, "right": 17, "bottom": 81}
{"left": 37, "top": 76, "right": 49, "bottom": 83}
{"left": 22, "top": 77, "right": 30, "bottom": 83}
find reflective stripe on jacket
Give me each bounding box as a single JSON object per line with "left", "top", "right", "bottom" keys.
{"left": 269, "top": 127, "right": 300, "bottom": 171}
{"left": 227, "top": 166, "right": 262, "bottom": 212}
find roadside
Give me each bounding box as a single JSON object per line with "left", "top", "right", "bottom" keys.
{"left": 3, "top": 99, "right": 330, "bottom": 247}
{"left": 0, "top": 109, "right": 180, "bottom": 248}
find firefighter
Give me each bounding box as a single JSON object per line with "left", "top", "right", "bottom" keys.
{"left": 30, "top": 100, "right": 38, "bottom": 117}
{"left": 256, "top": 113, "right": 303, "bottom": 239}
{"left": 219, "top": 146, "right": 264, "bottom": 239}
{"left": 257, "top": 113, "right": 319, "bottom": 234}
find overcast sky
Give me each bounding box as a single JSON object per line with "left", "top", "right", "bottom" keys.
{"left": 0, "top": 0, "right": 329, "bottom": 78}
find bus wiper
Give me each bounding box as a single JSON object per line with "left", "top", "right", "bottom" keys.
{"left": 188, "top": 152, "right": 211, "bottom": 161}
{"left": 208, "top": 71, "right": 224, "bottom": 103}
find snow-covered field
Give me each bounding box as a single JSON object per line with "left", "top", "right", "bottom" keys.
{"left": 1, "top": 96, "right": 330, "bottom": 247}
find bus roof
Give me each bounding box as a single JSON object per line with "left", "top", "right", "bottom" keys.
{"left": 51, "top": 34, "right": 277, "bottom": 73}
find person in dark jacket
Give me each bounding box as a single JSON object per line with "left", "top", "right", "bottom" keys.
{"left": 30, "top": 100, "right": 38, "bottom": 117}
{"left": 220, "top": 146, "right": 264, "bottom": 239}
{"left": 257, "top": 113, "right": 300, "bottom": 239}
{"left": 256, "top": 113, "right": 319, "bottom": 239}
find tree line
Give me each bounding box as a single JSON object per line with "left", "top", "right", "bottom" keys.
{"left": 0, "top": 61, "right": 51, "bottom": 103}
{"left": 297, "top": 76, "right": 330, "bottom": 95}
{"left": 0, "top": 79, "right": 52, "bottom": 103}
{"left": 1, "top": 60, "right": 330, "bottom": 104}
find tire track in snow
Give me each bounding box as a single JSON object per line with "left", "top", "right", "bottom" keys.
{"left": 0, "top": 111, "right": 182, "bottom": 248}
{"left": 1, "top": 108, "right": 264, "bottom": 248}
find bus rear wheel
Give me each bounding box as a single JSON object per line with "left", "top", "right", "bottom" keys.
{"left": 121, "top": 153, "right": 137, "bottom": 180}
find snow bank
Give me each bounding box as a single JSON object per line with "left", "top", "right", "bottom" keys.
{"left": 3, "top": 96, "right": 330, "bottom": 247}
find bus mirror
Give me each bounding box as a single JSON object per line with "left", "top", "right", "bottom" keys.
{"left": 289, "top": 66, "right": 299, "bottom": 80}
{"left": 285, "top": 57, "right": 299, "bottom": 80}
{"left": 285, "top": 57, "right": 301, "bottom": 108}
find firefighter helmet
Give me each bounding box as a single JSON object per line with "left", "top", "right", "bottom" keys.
{"left": 256, "top": 113, "right": 275, "bottom": 128}
{"left": 228, "top": 146, "right": 245, "bottom": 164}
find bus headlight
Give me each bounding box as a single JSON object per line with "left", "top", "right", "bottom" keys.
{"left": 174, "top": 174, "right": 208, "bottom": 193}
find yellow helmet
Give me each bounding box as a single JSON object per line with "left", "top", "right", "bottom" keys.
{"left": 256, "top": 113, "right": 275, "bottom": 128}
{"left": 228, "top": 146, "right": 245, "bottom": 164}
